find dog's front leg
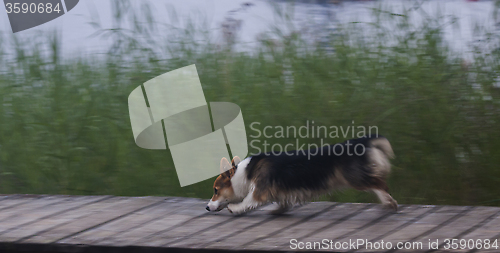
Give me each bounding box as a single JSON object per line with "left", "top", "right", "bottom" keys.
{"left": 227, "top": 186, "right": 264, "bottom": 214}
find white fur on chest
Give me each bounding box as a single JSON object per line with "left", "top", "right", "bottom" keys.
{"left": 230, "top": 157, "right": 252, "bottom": 199}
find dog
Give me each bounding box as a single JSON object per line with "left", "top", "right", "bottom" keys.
{"left": 206, "top": 135, "right": 398, "bottom": 215}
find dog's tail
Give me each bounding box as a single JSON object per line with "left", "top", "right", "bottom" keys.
{"left": 370, "top": 136, "right": 395, "bottom": 159}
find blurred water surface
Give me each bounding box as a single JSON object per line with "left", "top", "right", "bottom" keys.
{"left": 0, "top": 0, "right": 496, "bottom": 58}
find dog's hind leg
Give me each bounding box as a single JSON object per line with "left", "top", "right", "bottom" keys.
{"left": 372, "top": 188, "right": 398, "bottom": 211}
{"left": 270, "top": 203, "right": 292, "bottom": 215}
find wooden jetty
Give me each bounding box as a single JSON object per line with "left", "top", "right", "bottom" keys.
{"left": 0, "top": 195, "right": 499, "bottom": 252}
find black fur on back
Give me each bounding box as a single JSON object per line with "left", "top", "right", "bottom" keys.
{"left": 245, "top": 135, "right": 389, "bottom": 192}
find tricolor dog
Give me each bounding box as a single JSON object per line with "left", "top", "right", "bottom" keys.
{"left": 206, "top": 135, "right": 398, "bottom": 215}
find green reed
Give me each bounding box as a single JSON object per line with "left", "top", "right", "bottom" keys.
{"left": 0, "top": 1, "right": 499, "bottom": 206}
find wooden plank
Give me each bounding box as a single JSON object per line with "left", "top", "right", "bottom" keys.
{"left": 395, "top": 206, "right": 500, "bottom": 252}
{"left": 21, "top": 197, "right": 163, "bottom": 244}
{"left": 92, "top": 198, "right": 209, "bottom": 247}
{"left": 469, "top": 237, "right": 500, "bottom": 253}
{"left": 100, "top": 202, "right": 285, "bottom": 248}
{"left": 120, "top": 204, "right": 234, "bottom": 247}
{"left": 459, "top": 210, "right": 500, "bottom": 239}
{"left": 0, "top": 195, "right": 497, "bottom": 253}
{"left": 58, "top": 198, "right": 207, "bottom": 245}
{"left": 0, "top": 195, "right": 35, "bottom": 211}
{"left": 275, "top": 204, "right": 397, "bottom": 253}
{"left": 307, "top": 205, "right": 397, "bottom": 238}
{"left": 0, "top": 195, "right": 82, "bottom": 233}
{"left": 212, "top": 203, "right": 372, "bottom": 250}
{"left": 144, "top": 207, "right": 288, "bottom": 248}
{"left": 285, "top": 205, "right": 417, "bottom": 252}
{"left": 0, "top": 195, "right": 61, "bottom": 221}
{"left": 379, "top": 206, "right": 470, "bottom": 241}
{"left": 0, "top": 195, "right": 111, "bottom": 242}
{"left": 4, "top": 197, "right": 131, "bottom": 241}
{"left": 169, "top": 202, "right": 337, "bottom": 249}
{"left": 339, "top": 205, "right": 436, "bottom": 252}
{"left": 454, "top": 210, "right": 500, "bottom": 253}
{"left": 356, "top": 206, "right": 471, "bottom": 252}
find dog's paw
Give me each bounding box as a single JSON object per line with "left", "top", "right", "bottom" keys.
{"left": 383, "top": 200, "right": 398, "bottom": 213}
{"left": 227, "top": 204, "right": 244, "bottom": 215}
{"left": 390, "top": 200, "right": 399, "bottom": 212}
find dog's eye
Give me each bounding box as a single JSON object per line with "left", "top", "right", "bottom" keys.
{"left": 214, "top": 188, "right": 218, "bottom": 195}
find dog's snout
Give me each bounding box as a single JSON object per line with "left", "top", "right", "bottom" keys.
{"left": 206, "top": 206, "right": 210, "bottom": 211}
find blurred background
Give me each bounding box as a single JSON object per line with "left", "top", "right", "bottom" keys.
{"left": 0, "top": 0, "right": 499, "bottom": 207}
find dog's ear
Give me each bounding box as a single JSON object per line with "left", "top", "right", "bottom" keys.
{"left": 231, "top": 156, "right": 241, "bottom": 168}
{"left": 220, "top": 157, "right": 232, "bottom": 178}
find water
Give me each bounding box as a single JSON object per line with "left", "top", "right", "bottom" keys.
{"left": 0, "top": 0, "right": 497, "bottom": 58}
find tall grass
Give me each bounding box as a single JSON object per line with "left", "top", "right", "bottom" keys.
{"left": 0, "top": 1, "right": 499, "bottom": 206}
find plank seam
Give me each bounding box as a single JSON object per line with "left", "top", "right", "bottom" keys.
{"left": 334, "top": 205, "right": 410, "bottom": 242}
{"left": 466, "top": 209, "right": 500, "bottom": 253}
{"left": 348, "top": 205, "right": 442, "bottom": 253}
{"left": 120, "top": 204, "right": 212, "bottom": 246}
{"left": 0, "top": 195, "right": 14, "bottom": 202}
{"left": 0, "top": 195, "right": 45, "bottom": 212}
{"left": 426, "top": 208, "right": 500, "bottom": 253}
{"left": 163, "top": 214, "right": 242, "bottom": 247}
{"left": 195, "top": 215, "right": 279, "bottom": 248}
{"left": 92, "top": 201, "right": 207, "bottom": 245}
{"left": 0, "top": 242, "right": 294, "bottom": 253}
{"left": 296, "top": 203, "right": 375, "bottom": 240}
{"left": 384, "top": 206, "right": 475, "bottom": 253}
{"left": 12, "top": 195, "right": 116, "bottom": 241}
{"left": 51, "top": 198, "right": 166, "bottom": 243}
{"left": 0, "top": 196, "right": 98, "bottom": 228}
{"left": 274, "top": 203, "right": 376, "bottom": 249}
{"left": 239, "top": 202, "right": 341, "bottom": 248}
{"left": 163, "top": 202, "right": 330, "bottom": 248}
{"left": 409, "top": 206, "right": 475, "bottom": 241}
{"left": 468, "top": 232, "right": 500, "bottom": 253}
